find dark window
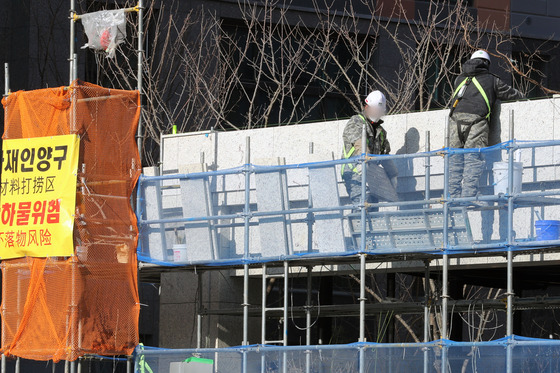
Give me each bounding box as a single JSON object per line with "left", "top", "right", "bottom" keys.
{"left": 220, "top": 19, "right": 375, "bottom": 126}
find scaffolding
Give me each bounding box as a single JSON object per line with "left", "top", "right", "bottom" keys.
{"left": 136, "top": 108, "right": 560, "bottom": 372}
{"left": 0, "top": 2, "right": 144, "bottom": 373}
{"left": 2, "top": 13, "right": 143, "bottom": 372}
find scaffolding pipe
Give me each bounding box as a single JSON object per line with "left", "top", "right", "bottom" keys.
{"left": 4, "top": 63, "right": 8, "bottom": 96}
{"left": 136, "top": 0, "right": 144, "bottom": 165}
{"left": 72, "top": 6, "right": 139, "bottom": 20}
{"left": 70, "top": 264, "right": 77, "bottom": 373}
{"left": 69, "top": 0, "right": 76, "bottom": 84}
{"left": 441, "top": 116, "right": 451, "bottom": 373}
{"left": 196, "top": 271, "right": 203, "bottom": 349}
{"left": 242, "top": 137, "right": 251, "bottom": 373}
{"left": 69, "top": 64, "right": 78, "bottom": 373}
{"left": 1, "top": 62, "right": 8, "bottom": 373}
{"left": 358, "top": 118, "right": 367, "bottom": 373}
{"left": 73, "top": 53, "right": 78, "bottom": 81}
{"left": 261, "top": 264, "right": 267, "bottom": 373}
{"left": 423, "top": 131, "right": 432, "bottom": 373}
{"left": 283, "top": 261, "right": 289, "bottom": 346}
{"left": 261, "top": 264, "right": 267, "bottom": 344}
{"left": 506, "top": 109, "right": 515, "bottom": 373}
{"left": 282, "top": 261, "right": 288, "bottom": 373}
{"left": 305, "top": 266, "right": 312, "bottom": 373}
{"left": 423, "top": 260, "right": 431, "bottom": 373}
{"left": 425, "top": 131, "right": 431, "bottom": 201}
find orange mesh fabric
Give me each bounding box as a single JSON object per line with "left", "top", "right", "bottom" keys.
{"left": 0, "top": 81, "right": 141, "bottom": 361}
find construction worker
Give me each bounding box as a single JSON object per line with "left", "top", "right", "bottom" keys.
{"left": 342, "top": 90, "right": 397, "bottom": 210}
{"left": 448, "top": 50, "right": 525, "bottom": 199}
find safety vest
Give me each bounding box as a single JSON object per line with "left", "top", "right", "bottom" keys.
{"left": 341, "top": 115, "right": 385, "bottom": 175}
{"left": 453, "top": 77, "right": 491, "bottom": 120}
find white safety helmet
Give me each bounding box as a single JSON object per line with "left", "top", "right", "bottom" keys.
{"left": 470, "top": 50, "right": 491, "bottom": 63}
{"left": 365, "top": 90, "right": 386, "bottom": 109}
{"left": 364, "top": 90, "right": 387, "bottom": 122}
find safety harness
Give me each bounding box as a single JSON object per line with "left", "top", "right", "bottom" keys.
{"left": 450, "top": 76, "right": 491, "bottom": 144}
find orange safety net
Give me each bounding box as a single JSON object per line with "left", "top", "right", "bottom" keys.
{"left": 0, "top": 81, "right": 141, "bottom": 361}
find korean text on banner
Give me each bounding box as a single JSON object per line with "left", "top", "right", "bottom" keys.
{"left": 0, "top": 134, "right": 79, "bottom": 259}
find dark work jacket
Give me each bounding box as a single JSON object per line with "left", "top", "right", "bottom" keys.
{"left": 453, "top": 59, "right": 524, "bottom": 119}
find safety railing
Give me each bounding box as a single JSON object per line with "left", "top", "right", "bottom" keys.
{"left": 134, "top": 335, "right": 560, "bottom": 373}
{"left": 136, "top": 139, "right": 560, "bottom": 266}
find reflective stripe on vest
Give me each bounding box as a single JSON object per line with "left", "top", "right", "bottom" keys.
{"left": 453, "top": 77, "right": 491, "bottom": 120}
{"left": 341, "top": 145, "right": 358, "bottom": 175}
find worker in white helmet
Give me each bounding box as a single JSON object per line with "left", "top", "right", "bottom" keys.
{"left": 448, "top": 50, "right": 525, "bottom": 200}
{"left": 341, "top": 90, "right": 398, "bottom": 211}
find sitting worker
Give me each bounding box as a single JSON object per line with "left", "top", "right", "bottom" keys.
{"left": 341, "top": 90, "right": 397, "bottom": 211}
{"left": 449, "top": 49, "right": 525, "bottom": 200}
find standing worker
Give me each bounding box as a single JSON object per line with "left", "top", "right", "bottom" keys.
{"left": 448, "top": 50, "right": 525, "bottom": 199}
{"left": 342, "top": 90, "right": 397, "bottom": 210}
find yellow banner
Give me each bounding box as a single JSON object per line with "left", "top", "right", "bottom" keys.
{"left": 0, "top": 134, "right": 79, "bottom": 259}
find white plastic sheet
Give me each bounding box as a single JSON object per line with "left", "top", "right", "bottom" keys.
{"left": 80, "top": 9, "right": 126, "bottom": 58}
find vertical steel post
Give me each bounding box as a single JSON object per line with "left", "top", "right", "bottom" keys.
{"left": 283, "top": 261, "right": 289, "bottom": 346}
{"left": 423, "top": 260, "right": 431, "bottom": 373}
{"left": 307, "top": 143, "right": 314, "bottom": 254}
{"left": 260, "top": 264, "right": 266, "bottom": 345}
{"left": 1, "top": 62, "right": 8, "bottom": 373}
{"left": 282, "top": 261, "right": 288, "bottom": 373}
{"left": 424, "top": 129, "right": 433, "bottom": 373}
{"left": 69, "top": 0, "right": 76, "bottom": 84}
{"left": 242, "top": 137, "right": 251, "bottom": 373}
{"left": 358, "top": 118, "right": 367, "bottom": 373}
{"left": 425, "top": 131, "right": 431, "bottom": 201}
{"left": 261, "top": 264, "right": 266, "bottom": 373}
{"left": 506, "top": 109, "right": 515, "bottom": 373}
{"left": 196, "top": 271, "right": 203, "bottom": 349}
{"left": 305, "top": 266, "right": 312, "bottom": 373}
{"left": 3, "top": 63, "right": 8, "bottom": 96}
{"left": 441, "top": 117, "right": 451, "bottom": 373}
{"left": 136, "top": 0, "right": 145, "bottom": 164}
{"left": 70, "top": 265, "right": 77, "bottom": 373}
{"left": 69, "top": 65, "right": 79, "bottom": 373}
{"left": 73, "top": 53, "right": 78, "bottom": 81}
{"left": 67, "top": 8, "right": 75, "bottom": 368}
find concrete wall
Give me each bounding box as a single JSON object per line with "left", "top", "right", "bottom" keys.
{"left": 161, "top": 98, "right": 560, "bottom": 172}
{"left": 158, "top": 270, "right": 261, "bottom": 349}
